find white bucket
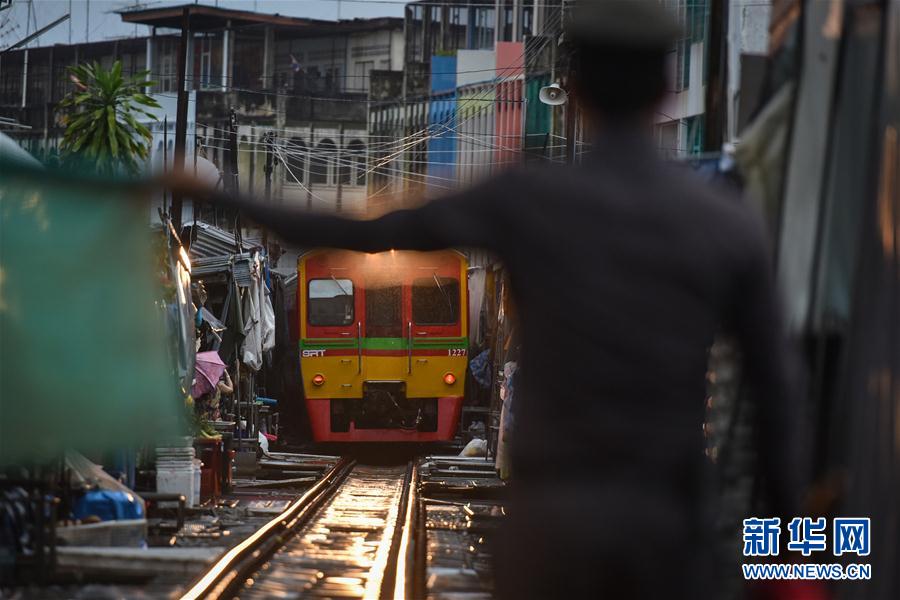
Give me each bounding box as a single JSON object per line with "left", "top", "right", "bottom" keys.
{"left": 156, "top": 467, "right": 195, "bottom": 507}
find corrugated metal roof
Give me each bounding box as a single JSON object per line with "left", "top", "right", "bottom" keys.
{"left": 186, "top": 222, "right": 261, "bottom": 287}
{"left": 186, "top": 221, "right": 258, "bottom": 260}
{"left": 192, "top": 253, "right": 255, "bottom": 287}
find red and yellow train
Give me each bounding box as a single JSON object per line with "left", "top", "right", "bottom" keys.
{"left": 298, "top": 249, "right": 468, "bottom": 442}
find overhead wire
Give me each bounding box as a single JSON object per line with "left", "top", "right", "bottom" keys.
{"left": 364, "top": 6, "right": 563, "bottom": 174}
{"left": 360, "top": 16, "right": 558, "bottom": 175}
{"left": 204, "top": 140, "right": 484, "bottom": 188}
{"left": 156, "top": 6, "right": 567, "bottom": 198}
{"left": 201, "top": 132, "right": 473, "bottom": 189}
{"left": 153, "top": 8, "right": 559, "bottom": 164}
{"left": 350, "top": 6, "right": 563, "bottom": 163}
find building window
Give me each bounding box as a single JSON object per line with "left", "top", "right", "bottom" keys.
{"left": 347, "top": 140, "right": 366, "bottom": 186}
{"left": 199, "top": 36, "right": 212, "bottom": 89}
{"left": 325, "top": 67, "right": 341, "bottom": 93}
{"left": 354, "top": 61, "right": 374, "bottom": 92}
{"left": 681, "top": 39, "right": 691, "bottom": 90}
{"left": 160, "top": 49, "right": 176, "bottom": 93}
{"left": 502, "top": 5, "right": 513, "bottom": 42}
{"left": 338, "top": 142, "right": 351, "bottom": 186}
{"left": 657, "top": 121, "right": 679, "bottom": 159}
{"left": 409, "top": 5, "right": 424, "bottom": 61}
{"left": 310, "top": 138, "right": 335, "bottom": 185}
{"left": 522, "top": 0, "right": 534, "bottom": 37}
{"left": 449, "top": 7, "right": 468, "bottom": 51}
{"left": 284, "top": 138, "right": 307, "bottom": 183}
{"left": 474, "top": 7, "right": 495, "bottom": 49}
{"left": 686, "top": 116, "right": 704, "bottom": 156}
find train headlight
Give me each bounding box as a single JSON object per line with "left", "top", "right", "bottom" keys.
{"left": 443, "top": 372, "right": 456, "bottom": 386}
{"left": 312, "top": 373, "right": 326, "bottom": 386}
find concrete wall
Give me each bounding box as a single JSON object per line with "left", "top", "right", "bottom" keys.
{"left": 727, "top": 0, "right": 772, "bottom": 141}
{"left": 457, "top": 83, "right": 495, "bottom": 186}
{"left": 494, "top": 42, "right": 524, "bottom": 167}
{"left": 455, "top": 50, "right": 497, "bottom": 186}
{"left": 457, "top": 50, "right": 495, "bottom": 87}
{"left": 426, "top": 55, "right": 458, "bottom": 194}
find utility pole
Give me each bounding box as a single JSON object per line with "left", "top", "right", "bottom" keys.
{"left": 263, "top": 131, "right": 275, "bottom": 203}
{"left": 171, "top": 7, "right": 190, "bottom": 231}
{"left": 307, "top": 124, "right": 314, "bottom": 211}
{"left": 262, "top": 131, "right": 275, "bottom": 254}
{"left": 703, "top": 0, "right": 728, "bottom": 152}
{"left": 162, "top": 116, "right": 168, "bottom": 213}
{"left": 336, "top": 123, "right": 344, "bottom": 213}
{"left": 228, "top": 108, "right": 242, "bottom": 248}
{"left": 193, "top": 134, "right": 201, "bottom": 236}
{"left": 227, "top": 107, "right": 239, "bottom": 193}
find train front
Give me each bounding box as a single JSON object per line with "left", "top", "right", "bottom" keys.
{"left": 298, "top": 249, "right": 468, "bottom": 442}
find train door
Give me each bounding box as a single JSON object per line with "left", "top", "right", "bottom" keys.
{"left": 356, "top": 267, "right": 411, "bottom": 429}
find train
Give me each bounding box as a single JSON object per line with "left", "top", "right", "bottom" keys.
{"left": 297, "top": 248, "right": 469, "bottom": 442}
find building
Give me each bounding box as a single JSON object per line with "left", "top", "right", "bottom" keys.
{"left": 654, "top": 0, "right": 713, "bottom": 158}
{"left": 1, "top": 1, "right": 774, "bottom": 211}
{"left": 655, "top": 0, "right": 774, "bottom": 156}
{"left": 726, "top": 0, "right": 772, "bottom": 141}
{"left": 1, "top": 4, "right": 404, "bottom": 215}
{"left": 0, "top": 34, "right": 159, "bottom": 159}
{"left": 367, "top": 0, "right": 559, "bottom": 210}
{"left": 119, "top": 4, "right": 405, "bottom": 216}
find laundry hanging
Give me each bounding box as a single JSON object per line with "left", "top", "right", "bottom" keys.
{"left": 241, "top": 253, "right": 276, "bottom": 371}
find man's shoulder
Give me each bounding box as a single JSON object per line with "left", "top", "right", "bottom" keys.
{"left": 664, "top": 162, "right": 758, "bottom": 226}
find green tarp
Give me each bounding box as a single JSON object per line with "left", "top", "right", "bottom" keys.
{"left": 0, "top": 162, "right": 183, "bottom": 465}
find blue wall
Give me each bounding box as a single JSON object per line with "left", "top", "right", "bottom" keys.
{"left": 427, "top": 55, "right": 457, "bottom": 190}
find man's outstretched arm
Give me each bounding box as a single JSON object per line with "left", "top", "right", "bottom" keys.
{"left": 225, "top": 174, "right": 510, "bottom": 254}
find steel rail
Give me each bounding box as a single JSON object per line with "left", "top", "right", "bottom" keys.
{"left": 179, "top": 457, "right": 356, "bottom": 600}
{"left": 385, "top": 462, "right": 421, "bottom": 600}
{"left": 355, "top": 462, "right": 413, "bottom": 600}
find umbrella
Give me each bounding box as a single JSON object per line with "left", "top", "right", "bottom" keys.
{"left": 192, "top": 351, "right": 226, "bottom": 399}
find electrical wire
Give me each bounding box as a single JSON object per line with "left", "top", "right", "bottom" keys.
{"left": 185, "top": 7, "right": 565, "bottom": 194}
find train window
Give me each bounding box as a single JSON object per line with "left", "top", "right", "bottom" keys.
{"left": 412, "top": 277, "right": 460, "bottom": 325}
{"left": 366, "top": 284, "right": 403, "bottom": 338}
{"left": 308, "top": 279, "right": 354, "bottom": 326}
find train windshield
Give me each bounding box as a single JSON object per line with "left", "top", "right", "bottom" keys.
{"left": 412, "top": 276, "right": 460, "bottom": 325}
{"left": 308, "top": 278, "right": 354, "bottom": 326}
{"left": 366, "top": 283, "right": 403, "bottom": 338}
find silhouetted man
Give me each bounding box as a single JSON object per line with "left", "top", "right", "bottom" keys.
{"left": 228, "top": 2, "right": 799, "bottom": 597}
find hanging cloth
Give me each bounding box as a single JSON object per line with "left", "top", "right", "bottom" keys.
{"left": 467, "top": 267, "right": 487, "bottom": 347}
{"left": 259, "top": 272, "right": 276, "bottom": 354}
{"left": 218, "top": 277, "right": 245, "bottom": 365}
{"left": 241, "top": 255, "right": 264, "bottom": 371}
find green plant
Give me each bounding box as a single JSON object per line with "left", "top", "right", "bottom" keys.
{"left": 59, "top": 61, "right": 161, "bottom": 176}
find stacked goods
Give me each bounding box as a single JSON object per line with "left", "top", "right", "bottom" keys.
{"left": 155, "top": 440, "right": 200, "bottom": 507}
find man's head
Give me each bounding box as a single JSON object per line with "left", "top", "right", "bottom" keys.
{"left": 566, "top": 1, "right": 682, "bottom": 121}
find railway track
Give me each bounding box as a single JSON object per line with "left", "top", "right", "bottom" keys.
{"left": 180, "top": 458, "right": 422, "bottom": 600}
